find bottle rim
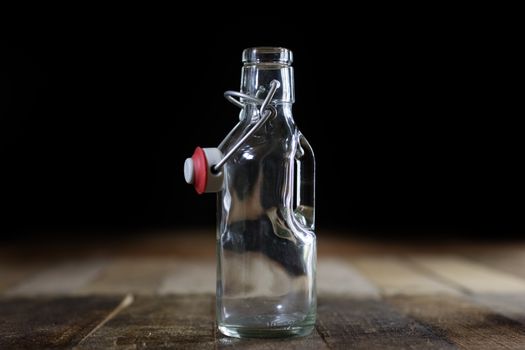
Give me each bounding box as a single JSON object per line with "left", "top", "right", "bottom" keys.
{"left": 242, "top": 47, "right": 293, "bottom": 65}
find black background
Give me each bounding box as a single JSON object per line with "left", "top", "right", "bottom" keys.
{"left": 2, "top": 16, "right": 523, "bottom": 239}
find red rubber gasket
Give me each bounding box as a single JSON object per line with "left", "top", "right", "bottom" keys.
{"left": 192, "top": 147, "right": 208, "bottom": 194}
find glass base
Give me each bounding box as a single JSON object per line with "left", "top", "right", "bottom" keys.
{"left": 218, "top": 324, "right": 314, "bottom": 338}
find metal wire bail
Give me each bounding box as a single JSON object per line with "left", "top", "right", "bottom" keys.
{"left": 212, "top": 80, "right": 280, "bottom": 172}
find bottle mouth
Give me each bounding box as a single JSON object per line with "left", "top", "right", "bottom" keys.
{"left": 242, "top": 47, "right": 293, "bottom": 65}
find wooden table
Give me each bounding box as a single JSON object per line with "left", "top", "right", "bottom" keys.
{"left": 1, "top": 231, "right": 525, "bottom": 349}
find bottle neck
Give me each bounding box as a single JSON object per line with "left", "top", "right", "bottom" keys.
{"left": 242, "top": 103, "right": 293, "bottom": 121}
{"left": 240, "top": 63, "right": 295, "bottom": 104}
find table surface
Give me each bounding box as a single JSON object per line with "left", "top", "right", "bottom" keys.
{"left": 1, "top": 231, "right": 525, "bottom": 349}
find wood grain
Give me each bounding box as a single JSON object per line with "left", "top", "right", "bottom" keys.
{"left": 387, "top": 295, "right": 525, "bottom": 349}
{"left": 0, "top": 295, "right": 126, "bottom": 350}
{"left": 317, "top": 258, "right": 380, "bottom": 298}
{"left": 468, "top": 250, "right": 525, "bottom": 280}
{"left": 0, "top": 263, "right": 43, "bottom": 293}
{"left": 5, "top": 259, "right": 108, "bottom": 296}
{"left": 410, "top": 255, "right": 525, "bottom": 294}
{"left": 80, "top": 258, "right": 176, "bottom": 295}
{"left": 470, "top": 293, "right": 525, "bottom": 326}
{"left": 408, "top": 255, "right": 525, "bottom": 327}
{"left": 316, "top": 296, "right": 456, "bottom": 349}
{"left": 351, "top": 256, "right": 461, "bottom": 296}
{"left": 76, "top": 295, "right": 216, "bottom": 349}
{"left": 77, "top": 294, "right": 329, "bottom": 349}
{"left": 158, "top": 261, "right": 215, "bottom": 295}
{"left": 3, "top": 233, "right": 525, "bottom": 349}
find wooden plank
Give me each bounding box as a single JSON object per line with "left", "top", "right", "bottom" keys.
{"left": 0, "top": 263, "right": 44, "bottom": 293}
{"left": 464, "top": 252, "right": 525, "bottom": 325}
{"left": 468, "top": 250, "right": 525, "bottom": 280}
{"left": 5, "top": 259, "right": 108, "bottom": 296}
{"left": 351, "top": 256, "right": 461, "bottom": 296}
{"left": 471, "top": 293, "right": 525, "bottom": 326}
{"left": 387, "top": 295, "right": 525, "bottom": 349}
{"left": 159, "top": 257, "right": 381, "bottom": 297}
{"left": 76, "top": 295, "right": 216, "bottom": 349}
{"left": 316, "top": 296, "right": 456, "bottom": 349}
{"left": 77, "top": 294, "right": 328, "bottom": 349}
{"left": 80, "top": 258, "right": 176, "bottom": 295}
{"left": 0, "top": 295, "right": 127, "bottom": 349}
{"left": 409, "top": 255, "right": 525, "bottom": 326}
{"left": 158, "top": 261, "right": 215, "bottom": 294}
{"left": 317, "top": 258, "right": 380, "bottom": 298}
{"left": 410, "top": 255, "right": 525, "bottom": 294}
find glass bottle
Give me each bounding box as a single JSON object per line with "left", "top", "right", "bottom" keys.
{"left": 216, "top": 47, "right": 316, "bottom": 338}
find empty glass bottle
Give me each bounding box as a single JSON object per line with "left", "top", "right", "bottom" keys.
{"left": 215, "top": 47, "right": 316, "bottom": 338}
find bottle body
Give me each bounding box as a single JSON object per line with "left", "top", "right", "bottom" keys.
{"left": 216, "top": 48, "right": 316, "bottom": 338}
